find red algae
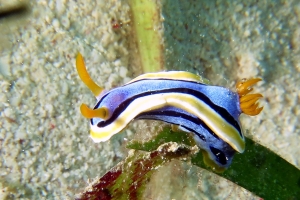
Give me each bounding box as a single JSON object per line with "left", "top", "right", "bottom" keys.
{"left": 76, "top": 143, "right": 197, "bottom": 200}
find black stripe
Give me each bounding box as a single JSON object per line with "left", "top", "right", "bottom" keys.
{"left": 96, "top": 88, "right": 242, "bottom": 136}
{"left": 92, "top": 79, "right": 204, "bottom": 126}
{"left": 137, "top": 115, "right": 207, "bottom": 142}
{"left": 136, "top": 109, "right": 220, "bottom": 141}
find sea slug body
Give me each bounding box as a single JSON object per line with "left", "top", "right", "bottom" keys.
{"left": 76, "top": 53, "right": 263, "bottom": 171}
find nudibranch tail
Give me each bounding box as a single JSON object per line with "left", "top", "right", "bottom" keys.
{"left": 202, "top": 150, "right": 226, "bottom": 173}
{"left": 80, "top": 103, "right": 109, "bottom": 120}
{"left": 76, "top": 53, "right": 104, "bottom": 97}
{"left": 236, "top": 78, "right": 263, "bottom": 116}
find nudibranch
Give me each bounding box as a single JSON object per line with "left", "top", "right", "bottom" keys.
{"left": 76, "top": 53, "right": 263, "bottom": 171}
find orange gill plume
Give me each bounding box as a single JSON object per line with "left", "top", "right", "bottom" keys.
{"left": 236, "top": 78, "right": 263, "bottom": 116}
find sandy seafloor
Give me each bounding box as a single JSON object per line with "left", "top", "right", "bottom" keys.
{"left": 0, "top": 0, "right": 299, "bottom": 199}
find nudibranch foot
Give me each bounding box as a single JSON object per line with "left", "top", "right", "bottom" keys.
{"left": 236, "top": 78, "right": 263, "bottom": 116}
